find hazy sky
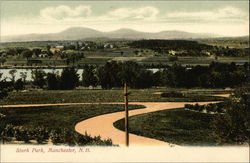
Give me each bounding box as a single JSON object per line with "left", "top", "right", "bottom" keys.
{"left": 1, "top": 0, "right": 249, "bottom": 36}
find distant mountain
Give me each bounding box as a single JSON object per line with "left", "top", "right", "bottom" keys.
{"left": 2, "top": 27, "right": 219, "bottom": 42}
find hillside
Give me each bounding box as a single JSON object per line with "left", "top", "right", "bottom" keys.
{"left": 2, "top": 27, "right": 217, "bottom": 42}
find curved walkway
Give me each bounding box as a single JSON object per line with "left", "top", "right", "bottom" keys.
{"left": 2, "top": 96, "right": 227, "bottom": 146}
{"left": 75, "top": 101, "right": 220, "bottom": 146}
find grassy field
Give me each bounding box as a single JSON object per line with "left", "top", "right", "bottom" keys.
{"left": 199, "top": 37, "right": 249, "bottom": 49}
{"left": 4, "top": 57, "right": 110, "bottom": 67}
{"left": 0, "top": 88, "right": 230, "bottom": 105}
{"left": 0, "top": 104, "right": 144, "bottom": 145}
{"left": 114, "top": 108, "right": 218, "bottom": 146}
{"left": 3, "top": 55, "right": 248, "bottom": 67}
{"left": 140, "top": 56, "right": 248, "bottom": 66}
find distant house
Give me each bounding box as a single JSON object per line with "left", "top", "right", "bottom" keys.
{"left": 38, "top": 54, "right": 48, "bottom": 58}
{"left": 50, "top": 48, "right": 61, "bottom": 54}
{"left": 104, "top": 43, "right": 114, "bottom": 49}
{"left": 169, "top": 50, "right": 176, "bottom": 55}
{"left": 55, "top": 45, "right": 64, "bottom": 50}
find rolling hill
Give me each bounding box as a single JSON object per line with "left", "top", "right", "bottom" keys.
{"left": 2, "top": 27, "right": 219, "bottom": 42}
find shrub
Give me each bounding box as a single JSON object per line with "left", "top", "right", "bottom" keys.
{"left": 211, "top": 86, "right": 250, "bottom": 145}
{"left": 75, "top": 132, "right": 93, "bottom": 146}
{"left": 49, "top": 129, "right": 64, "bottom": 145}
{"left": 161, "top": 91, "right": 184, "bottom": 98}
{"left": 74, "top": 132, "right": 113, "bottom": 146}
{"left": 184, "top": 104, "right": 192, "bottom": 110}
{"left": 0, "top": 124, "right": 14, "bottom": 143}
{"left": 13, "top": 126, "right": 33, "bottom": 143}
{"left": 33, "top": 127, "right": 49, "bottom": 144}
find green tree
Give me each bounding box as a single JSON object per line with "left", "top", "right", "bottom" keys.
{"left": 21, "top": 49, "right": 32, "bottom": 60}
{"left": 0, "top": 57, "right": 7, "bottom": 66}
{"left": 20, "top": 72, "right": 27, "bottom": 83}
{"left": 82, "top": 65, "right": 98, "bottom": 87}
{"left": 14, "top": 78, "right": 25, "bottom": 92}
{"left": 60, "top": 67, "right": 79, "bottom": 90}
{"left": 31, "top": 69, "right": 46, "bottom": 88}
{"left": 32, "top": 48, "right": 42, "bottom": 57}
{"left": 211, "top": 85, "right": 250, "bottom": 145}
{"left": 0, "top": 73, "right": 9, "bottom": 99}
{"left": 47, "top": 72, "right": 60, "bottom": 90}
{"left": 8, "top": 69, "right": 17, "bottom": 83}
{"left": 97, "top": 61, "right": 122, "bottom": 89}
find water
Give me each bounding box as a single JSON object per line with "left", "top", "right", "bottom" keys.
{"left": 0, "top": 69, "right": 84, "bottom": 81}
{"left": 0, "top": 68, "right": 162, "bottom": 81}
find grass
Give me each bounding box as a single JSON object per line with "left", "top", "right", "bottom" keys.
{"left": 0, "top": 104, "right": 144, "bottom": 144}
{"left": 140, "top": 56, "right": 248, "bottom": 66}
{"left": 4, "top": 57, "right": 110, "bottom": 67}
{"left": 0, "top": 88, "right": 230, "bottom": 105}
{"left": 114, "top": 108, "right": 218, "bottom": 146}
{"left": 3, "top": 55, "right": 248, "bottom": 67}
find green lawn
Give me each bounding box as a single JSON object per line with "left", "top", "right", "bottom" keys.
{"left": 114, "top": 108, "right": 218, "bottom": 146}
{"left": 3, "top": 55, "right": 248, "bottom": 67}
{"left": 0, "top": 88, "right": 229, "bottom": 105}
{"left": 0, "top": 104, "right": 144, "bottom": 145}
{"left": 141, "top": 56, "right": 248, "bottom": 66}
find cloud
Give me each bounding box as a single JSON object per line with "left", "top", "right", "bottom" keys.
{"left": 108, "top": 6, "right": 159, "bottom": 20}
{"left": 40, "top": 5, "right": 92, "bottom": 20}
{"left": 166, "top": 6, "right": 247, "bottom": 22}
{"left": 4, "top": 5, "right": 247, "bottom": 36}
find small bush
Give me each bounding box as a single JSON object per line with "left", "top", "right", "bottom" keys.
{"left": 161, "top": 91, "right": 184, "bottom": 98}
{"left": 49, "top": 129, "right": 64, "bottom": 145}
{"left": 184, "top": 104, "right": 193, "bottom": 110}
{"left": 33, "top": 127, "right": 49, "bottom": 144}
{"left": 75, "top": 132, "right": 113, "bottom": 146}
{"left": 13, "top": 126, "right": 33, "bottom": 143}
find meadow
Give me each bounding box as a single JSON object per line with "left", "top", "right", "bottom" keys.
{"left": 0, "top": 104, "right": 144, "bottom": 145}
{"left": 114, "top": 108, "right": 218, "bottom": 146}
{"left": 0, "top": 88, "right": 230, "bottom": 105}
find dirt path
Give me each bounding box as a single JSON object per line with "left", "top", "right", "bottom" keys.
{"left": 75, "top": 101, "right": 220, "bottom": 146}
{"left": 212, "top": 94, "right": 231, "bottom": 98}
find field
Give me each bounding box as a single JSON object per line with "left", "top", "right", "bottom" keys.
{"left": 0, "top": 88, "right": 230, "bottom": 105}
{"left": 199, "top": 36, "right": 249, "bottom": 49}
{"left": 0, "top": 104, "right": 143, "bottom": 145}
{"left": 140, "top": 56, "right": 248, "bottom": 66}
{"left": 114, "top": 108, "right": 217, "bottom": 146}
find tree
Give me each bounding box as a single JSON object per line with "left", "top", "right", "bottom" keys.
{"left": 60, "top": 67, "right": 79, "bottom": 90}
{"left": 31, "top": 69, "right": 46, "bottom": 88}
{"left": 82, "top": 65, "right": 98, "bottom": 87}
{"left": 20, "top": 72, "right": 27, "bottom": 83}
{"left": 21, "top": 49, "right": 32, "bottom": 60}
{"left": 0, "top": 57, "right": 6, "bottom": 66}
{"left": 14, "top": 78, "right": 25, "bottom": 92}
{"left": 32, "top": 48, "right": 42, "bottom": 57}
{"left": 97, "top": 61, "right": 122, "bottom": 89}
{"left": 211, "top": 85, "right": 250, "bottom": 145}
{"left": 135, "top": 70, "right": 153, "bottom": 88}
{"left": 0, "top": 73, "right": 9, "bottom": 99}
{"left": 46, "top": 45, "right": 51, "bottom": 52}
{"left": 9, "top": 69, "right": 17, "bottom": 83}
{"left": 47, "top": 72, "right": 60, "bottom": 90}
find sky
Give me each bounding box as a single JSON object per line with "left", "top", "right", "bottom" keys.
{"left": 1, "top": 0, "right": 249, "bottom": 36}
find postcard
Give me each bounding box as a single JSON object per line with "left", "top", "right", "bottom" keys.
{"left": 0, "top": 0, "right": 249, "bottom": 162}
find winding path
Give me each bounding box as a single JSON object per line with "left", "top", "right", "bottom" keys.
{"left": 75, "top": 101, "right": 220, "bottom": 146}
{"left": 2, "top": 94, "right": 229, "bottom": 146}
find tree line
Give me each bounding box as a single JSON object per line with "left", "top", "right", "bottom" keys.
{"left": 0, "top": 61, "right": 248, "bottom": 93}
{"left": 128, "top": 40, "right": 249, "bottom": 57}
